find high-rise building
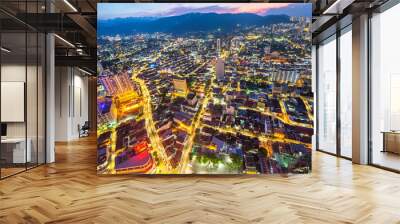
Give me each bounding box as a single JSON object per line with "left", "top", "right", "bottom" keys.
{"left": 97, "top": 61, "right": 104, "bottom": 76}
{"left": 217, "top": 38, "right": 221, "bottom": 56}
{"left": 271, "top": 70, "right": 301, "bottom": 83}
{"left": 216, "top": 58, "right": 225, "bottom": 81}
{"left": 264, "top": 46, "right": 271, "bottom": 55}
{"left": 99, "top": 73, "right": 133, "bottom": 95}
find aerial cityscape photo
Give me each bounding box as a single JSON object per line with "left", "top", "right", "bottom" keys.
{"left": 97, "top": 3, "right": 313, "bottom": 175}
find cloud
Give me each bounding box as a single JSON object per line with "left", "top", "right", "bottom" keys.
{"left": 160, "top": 3, "right": 292, "bottom": 17}
{"left": 165, "top": 5, "right": 230, "bottom": 16}
{"left": 229, "top": 3, "right": 291, "bottom": 15}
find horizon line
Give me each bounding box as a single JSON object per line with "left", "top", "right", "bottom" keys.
{"left": 98, "top": 12, "right": 302, "bottom": 21}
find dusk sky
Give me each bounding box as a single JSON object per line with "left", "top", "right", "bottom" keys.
{"left": 98, "top": 3, "right": 311, "bottom": 20}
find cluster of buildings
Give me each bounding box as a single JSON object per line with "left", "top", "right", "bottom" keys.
{"left": 97, "top": 71, "right": 155, "bottom": 174}
{"left": 97, "top": 17, "right": 313, "bottom": 174}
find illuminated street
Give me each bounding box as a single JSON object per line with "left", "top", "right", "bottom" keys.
{"left": 133, "top": 75, "right": 172, "bottom": 173}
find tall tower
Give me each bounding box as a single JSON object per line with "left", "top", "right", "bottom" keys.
{"left": 217, "top": 38, "right": 221, "bottom": 56}
{"left": 264, "top": 45, "right": 271, "bottom": 55}
{"left": 216, "top": 58, "right": 225, "bottom": 81}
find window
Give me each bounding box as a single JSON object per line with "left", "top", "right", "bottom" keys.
{"left": 317, "top": 35, "right": 337, "bottom": 154}
{"left": 339, "top": 27, "right": 352, "bottom": 158}
{"left": 370, "top": 3, "right": 400, "bottom": 171}
{"left": 0, "top": 1, "right": 47, "bottom": 179}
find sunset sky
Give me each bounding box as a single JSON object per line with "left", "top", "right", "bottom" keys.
{"left": 98, "top": 3, "right": 311, "bottom": 20}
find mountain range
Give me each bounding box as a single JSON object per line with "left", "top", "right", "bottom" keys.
{"left": 98, "top": 13, "right": 291, "bottom": 36}
{"left": 267, "top": 4, "right": 311, "bottom": 17}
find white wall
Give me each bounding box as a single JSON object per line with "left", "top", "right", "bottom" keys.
{"left": 71, "top": 71, "right": 89, "bottom": 138}
{"left": 1, "top": 64, "right": 42, "bottom": 138}
{"left": 1, "top": 63, "right": 46, "bottom": 164}
{"left": 55, "top": 66, "right": 69, "bottom": 141}
{"left": 55, "top": 67, "right": 89, "bottom": 141}
{"left": 1, "top": 64, "right": 26, "bottom": 138}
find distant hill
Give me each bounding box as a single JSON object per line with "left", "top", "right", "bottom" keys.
{"left": 266, "top": 4, "right": 311, "bottom": 17}
{"left": 98, "top": 13, "right": 291, "bottom": 36}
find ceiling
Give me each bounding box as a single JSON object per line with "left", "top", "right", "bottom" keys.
{"left": 0, "top": 0, "right": 97, "bottom": 73}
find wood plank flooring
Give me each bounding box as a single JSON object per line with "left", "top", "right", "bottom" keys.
{"left": 0, "top": 136, "right": 400, "bottom": 224}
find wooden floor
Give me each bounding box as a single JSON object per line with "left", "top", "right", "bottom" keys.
{"left": 0, "top": 167, "right": 26, "bottom": 178}
{"left": 1, "top": 137, "right": 400, "bottom": 224}
{"left": 372, "top": 150, "right": 400, "bottom": 171}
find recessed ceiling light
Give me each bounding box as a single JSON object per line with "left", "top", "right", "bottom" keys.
{"left": 54, "top": 34, "right": 75, "bottom": 48}
{"left": 323, "top": 0, "right": 355, "bottom": 15}
{"left": 1, "top": 47, "right": 11, "bottom": 53}
{"left": 63, "top": 0, "right": 78, "bottom": 12}
{"left": 78, "top": 67, "right": 93, "bottom": 76}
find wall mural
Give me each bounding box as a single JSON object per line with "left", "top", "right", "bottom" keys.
{"left": 97, "top": 3, "right": 313, "bottom": 174}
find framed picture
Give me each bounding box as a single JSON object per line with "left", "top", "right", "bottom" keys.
{"left": 97, "top": 3, "right": 313, "bottom": 175}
